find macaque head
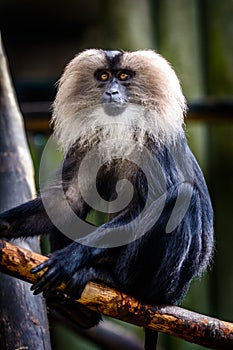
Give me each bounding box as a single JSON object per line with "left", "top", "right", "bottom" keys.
{"left": 52, "top": 49, "right": 187, "bottom": 152}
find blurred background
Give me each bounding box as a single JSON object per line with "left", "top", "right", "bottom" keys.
{"left": 0, "top": 0, "right": 233, "bottom": 349}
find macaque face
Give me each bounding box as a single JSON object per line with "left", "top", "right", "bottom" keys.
{"left": 52, "top": 49, "right": 187, "bottom": 153}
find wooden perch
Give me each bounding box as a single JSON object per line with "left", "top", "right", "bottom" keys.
{"left": 1, "top": 239, "right": 233, "bottom": 349}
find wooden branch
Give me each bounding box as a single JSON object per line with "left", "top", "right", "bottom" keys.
{"left": 1, "top": 240, "right": 233, "bottom": 349}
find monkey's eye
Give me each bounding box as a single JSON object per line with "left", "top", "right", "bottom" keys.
{"left": 116, "top": 70, "right": 134, "bottom": 82}
{"left": 95, "top": 70, "right": 110, "bottom": 82}
{"left": 100, "top": 72, "right": 109, "bottom": 81}
{"left": 118, "top": 72, "right": 129, "bottom": 81}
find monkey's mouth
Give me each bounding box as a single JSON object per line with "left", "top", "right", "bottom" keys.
{"left": 102, "top": 102, "right": 127, "bottom": 117}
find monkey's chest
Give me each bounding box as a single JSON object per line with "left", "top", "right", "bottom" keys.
{"left": 95, "top": 161, "right": 138, "bottom": 202}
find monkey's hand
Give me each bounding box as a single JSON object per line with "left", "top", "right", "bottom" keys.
{"left": 30, "top": 243, "right": 107, "bottom": 299}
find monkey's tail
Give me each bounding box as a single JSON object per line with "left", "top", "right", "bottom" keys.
{"left": 144, "top": 328, "right": 158, "bottom": 350}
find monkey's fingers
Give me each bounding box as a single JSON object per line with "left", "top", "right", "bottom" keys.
{"left": 31, "top": 259, "right": 52, "bottom": 274}
{"left": 31, "top": 265, "right": 63, "bottom": 295}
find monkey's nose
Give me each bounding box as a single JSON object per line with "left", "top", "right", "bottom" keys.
{"left": 105, "top": 90, "right": 119, "bottom": 102}
{"left": 101, "top": 80, "right": 127, "bottom": 105}
{"left": 106, "top": 90, "right": 119, "bottom": 96}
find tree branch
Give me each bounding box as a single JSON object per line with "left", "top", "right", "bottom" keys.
{"left": 1, "top": 239, "right": 233, "bottom": 350}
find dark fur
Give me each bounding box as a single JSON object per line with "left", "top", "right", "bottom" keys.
{"left": 0, "top": 50, "right": 214, "bottom": 349}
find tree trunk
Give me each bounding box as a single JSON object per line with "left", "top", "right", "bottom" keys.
{"left": 0, "top": 33, "right": 52, "bottom": 350}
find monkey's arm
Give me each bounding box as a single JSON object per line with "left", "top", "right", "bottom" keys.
{"left": 0, "top": 197, "right": 55, "bottom": 238}
{"left": 25, "top": 181, "right": 198, "bottom": 299}
{"left": 0, "top": 196, "right": 110, "bottom": 298}
{"left": 0, "top": 149, "right": 89, "bottom": 240}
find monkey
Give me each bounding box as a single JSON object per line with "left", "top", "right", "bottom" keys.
{"left": 0, "top": 49, "right": 214, "bottom": 349}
